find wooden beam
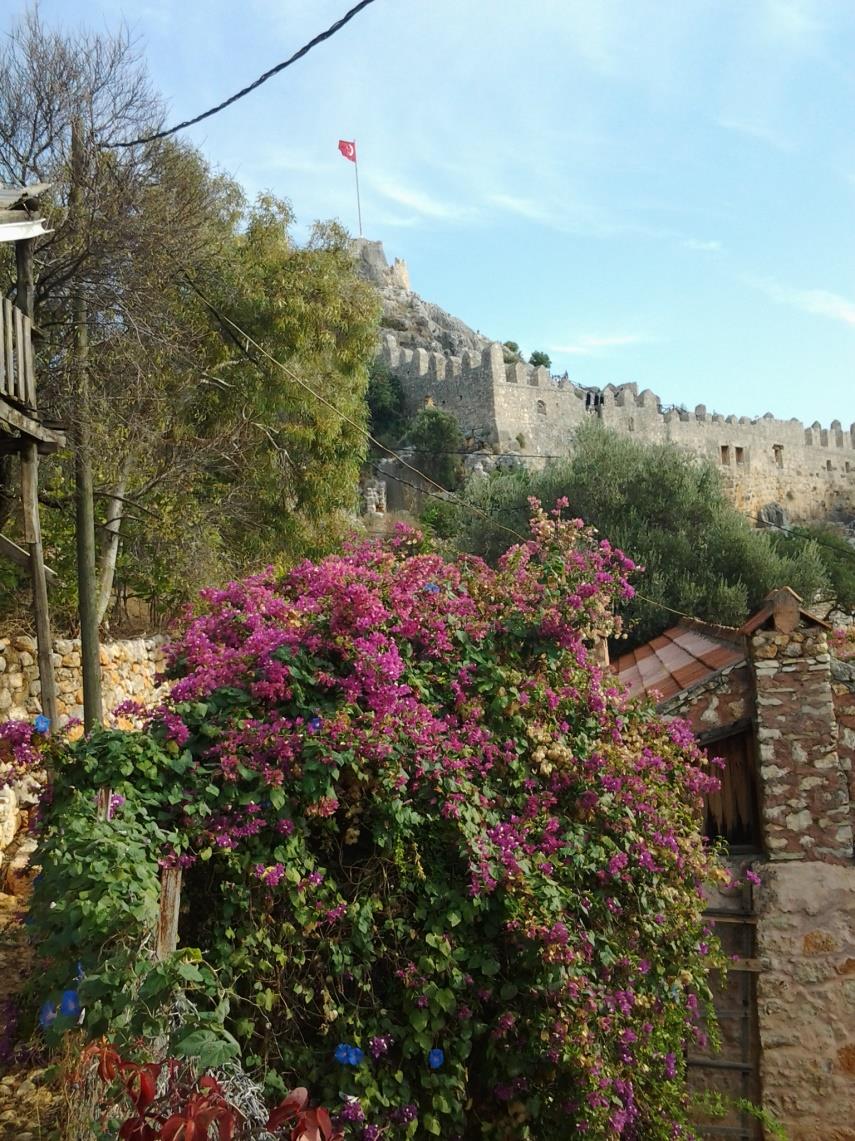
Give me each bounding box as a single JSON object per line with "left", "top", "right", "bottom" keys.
{"left": 0, "top": 532, "right": 57, "bottom": 583}
{"left": 156, "top": 868, "right": 182, "bottom": 960}
{"left": 0, "top": 399, "right": 65, "bottom": 448}
{"left": 20, "top": 440, "right": 59, "bottom": 727}
{"left": 2, "top": 300, "right": 12, "bottom": 402}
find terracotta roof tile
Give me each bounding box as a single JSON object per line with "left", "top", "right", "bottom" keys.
{"left": 613, "top": 620, "right": 745, "bottom": 703}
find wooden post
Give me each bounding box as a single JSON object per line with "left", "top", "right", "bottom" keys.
{"left": 156, "top": 867, "right": 182, "bottom": 960}
{"left": 15, "top": 236, "right": 59, "bottom": 730}
{"left": 20, "top": 442, "right": 59, "bottom": 728}
{"left": 15, "top": 238, "right": 35, "bottom": 342}
{"left": 71, "top": 118, "right": 103, "bottom": 729}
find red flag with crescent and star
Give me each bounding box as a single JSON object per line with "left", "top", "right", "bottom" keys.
{"left": 338, "top": 139, "right": 357, "bottom": 163}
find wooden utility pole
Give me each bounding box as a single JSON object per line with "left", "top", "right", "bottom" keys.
{"left": 14, "top": 235, "right": 59, "bottom": 729}
{"left": 71, "top": 118, "right": 103, "bottom": 729}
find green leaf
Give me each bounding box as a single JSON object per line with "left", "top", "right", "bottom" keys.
{"left": 172, "top": 1028, "right": 241, "bottom": 1068}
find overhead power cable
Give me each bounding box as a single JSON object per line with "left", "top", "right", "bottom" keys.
{"left": 179, "top": 273, "right": 530, "bottom": 547}
{"left": 174, "top": 272, "right": 854, "bottom": 626}
{"left": 744, "top": 512, "right": 855, "bottom": 562}
{"left": 105, "top": 0, "right": 380, "bottom": 149}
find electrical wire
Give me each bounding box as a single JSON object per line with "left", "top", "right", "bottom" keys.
{"left": 173, "top": 273, "right": 855, "bottom": 621}
{"left": 743, "top": 512, "right": 855, "bottom": 561}
{"left": 179, "top": 273, "right": 530, "bottom": 547}
{"left": 104, "top": 0, "right": 380, "bottom": 149}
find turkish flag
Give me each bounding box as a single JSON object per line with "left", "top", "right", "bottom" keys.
{"left": 338, "top": 139, "right": 357, "bottom": 163}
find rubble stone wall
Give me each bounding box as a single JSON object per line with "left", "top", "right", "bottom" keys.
{"left": 755, "top": 861, "right": 855, "bottom": 1141}
{"left": 0, "top": 634, "right": 167, "bottom": 724}
{"left": 832, "top": 659, "right": 855, "bottom": 817}
{"left": 748, "top": 621, "right": 852, "bottom": 860}
{"left": 660, "top": 661, "right": 752, "bottom": 735}
{"left": 365, "top": 241, "right": 855, "bottom": 522}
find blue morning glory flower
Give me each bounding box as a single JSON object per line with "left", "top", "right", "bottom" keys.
{"left": 33, "top": 714, "right": 51, "bottom": 734}
{"left": 59, "top": 990, "right": 81, "bottom": 1019}
{"left": 423, "top": 583, "right": 440, "bottom": 594}
{"left": 334, "top": 1042, "right": 351, "bottom": 1064}
{"left": 308, "top": 716, "right": 322, "bottom": 733}
{"left": 39, "top": 1001, "right": 56, "bottom": 1030}
{"left": 427, "top": 1048, "right": 445, "bottom": 1070}
{"left": 347, "top": 1046, "right": 364, "bottom": 1066}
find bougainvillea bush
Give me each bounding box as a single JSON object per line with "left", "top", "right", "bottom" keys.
{"left": 30, "top": 503, "right": 727, "bottom": 1138}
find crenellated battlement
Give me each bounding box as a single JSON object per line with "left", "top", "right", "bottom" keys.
{"left": 365, "top": 234, "right": 855, "bottom": 522}
{"left": 378, "top": 329, "right": 855, "bottom": 520}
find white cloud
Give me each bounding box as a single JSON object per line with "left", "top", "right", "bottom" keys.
{"left": 683, "top": 238, "right": 723, "bottom": 252}
{"left": 487, "top": 193, "right": 555, "bottom": 224}
{"left": 550, "top": 334, "right": 649, "bottom": 357}
{"left": 752, "top": 277, "right": 855, "bottom": 326}
{"left": 761, "top": 0, "right": 824, "bottom": 49}
{"left": 367, "top": 176, "right": 476, "bottom": 223}
{"left": 715, "top": 115, "right": 795, "bottom": 152}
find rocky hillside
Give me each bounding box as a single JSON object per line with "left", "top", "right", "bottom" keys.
{"left": 351, "top": 238, "right": 491, "bottom": 358}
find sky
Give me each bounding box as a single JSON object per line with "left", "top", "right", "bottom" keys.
{"left": 11, "top": 0, "right": 855, "bottom": 427}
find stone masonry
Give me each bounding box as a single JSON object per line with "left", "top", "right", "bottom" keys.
{"left": 745, "top": 589, "right": 852, "bottom": 861}
{"left": 656, "top": 591, "right": 855, "bottom": 1138}
{"left": 0, "top": 634, "right": 167, "bottom": 724}
{"left": 357, "top": 239, "right": 855, "bottom": 523}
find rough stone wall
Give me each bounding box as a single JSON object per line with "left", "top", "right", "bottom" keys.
{"left": 365, "top": 239, "right": 855, "bottom": 522}
{"left": 748, "top": 617, "right": 853, "bottom": 860}
{"left": 382, "top": 323, "right": 855, "bottom": 521}
{"left": 660, "top": 661, "right": 752, "bottom": 735}
{"left": 754, "top": 861, "right": 855, "bottom": 1141}
{"left": 0, "top": 634, "right": 167, "bottom": 723}
{"left": 832, "top": 658, "right": 855, "bottom": 835}
{"left": 656, "top": 610, "right": 855, "bottom": 1138}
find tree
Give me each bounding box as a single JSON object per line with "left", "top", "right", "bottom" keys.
{"left": 451, "top": 422, "right": 829, "bottom": 647}
{"left": 366, "top": 358, "right": 408, "bottom": 448}
{"left": 529, "top": 349, "right": 551, "bottom": 369}
{"left": 406, "top": 406, "right": 465, "bottom": 491}
{"left": 0, "top": 11, "right": 379, "bottom": 630}
{"left": 771, "top": 522, "right": 855, "bottom": 612}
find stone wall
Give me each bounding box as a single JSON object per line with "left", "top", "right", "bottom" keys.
{"left": 0, "top": 634, "right": 167, "bottom": 724}
{"left": 661, "top": 661, "right": 752, "bottom": 734}
{"left": 832, "top": 658, "right": 855, "bottom": 817}
{"left": 755, "top": 861, "right": 855, "bottom": 1141}
{"left": 367, "top": 228, "right": 855, "bottom": 522}
{"left": 747, "top": 599, "right": 853, "bottom": 860}
{"left": 379, "top": 326, "right": 855, "bottom": 521}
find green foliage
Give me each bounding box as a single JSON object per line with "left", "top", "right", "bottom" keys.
{"left": 27, "top": 514, "right": 730, "bottom": 1137}
{"left": 771, "top": 522, "right": 855, "bottom": 611}
{"left": 452, "top": 422, "right": 830, "bottom": 646}
{"left": 419, "top": 499, "right": 459, "bottom": 540}
{"left": 366, "top": 359, "right": 409, "bottom": 448}
{"left": 528, "top": 350, "right": 552, "bottom": 369}
{"left": 406, "top": 407, "right": 465, "bottom": 491}
{"left": 28, "top": 743, "right": 238, "bottom": 1066}
{"left": 0, "top": 17, "right": 380, "bottom": 629}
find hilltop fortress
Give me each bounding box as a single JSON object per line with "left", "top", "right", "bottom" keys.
{"left": 353, "top": 239, "right": 855, "bottom": 523}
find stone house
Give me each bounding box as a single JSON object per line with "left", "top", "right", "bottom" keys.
{"left": 614, "top": 588, "right": 855, "bottom": 1141}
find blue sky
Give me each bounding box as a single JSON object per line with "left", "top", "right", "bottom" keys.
{"left": 13, "top": 0, "right": 855, "bottom": 426}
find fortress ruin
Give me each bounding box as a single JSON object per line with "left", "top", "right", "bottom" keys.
{"left": 355, "top": 239, "right": 855, "bottom": 523}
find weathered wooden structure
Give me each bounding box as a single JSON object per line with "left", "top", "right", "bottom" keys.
{"left": 0, "top": 185, "right": 63, "bottom": 726}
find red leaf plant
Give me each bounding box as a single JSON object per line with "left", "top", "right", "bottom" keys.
{"left": 81, "top": 1041, "right": 338, "bottom": 1140}
{"left": 267, "top": 1086, "right": 344, "bottom": 1141}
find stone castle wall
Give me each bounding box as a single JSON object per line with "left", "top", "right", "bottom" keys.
{"left": 379, "top": 329, "right": 855, "bottom": 522}
{"left": 0, "top": 634, "right": 167, "bottom": 724}
{"left": 656, "top": 596, "right": 855, "bottom": 1139}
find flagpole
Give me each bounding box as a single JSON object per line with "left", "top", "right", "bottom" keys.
{"left": 354, "top": 146, "right": 363, "bottom": 237}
